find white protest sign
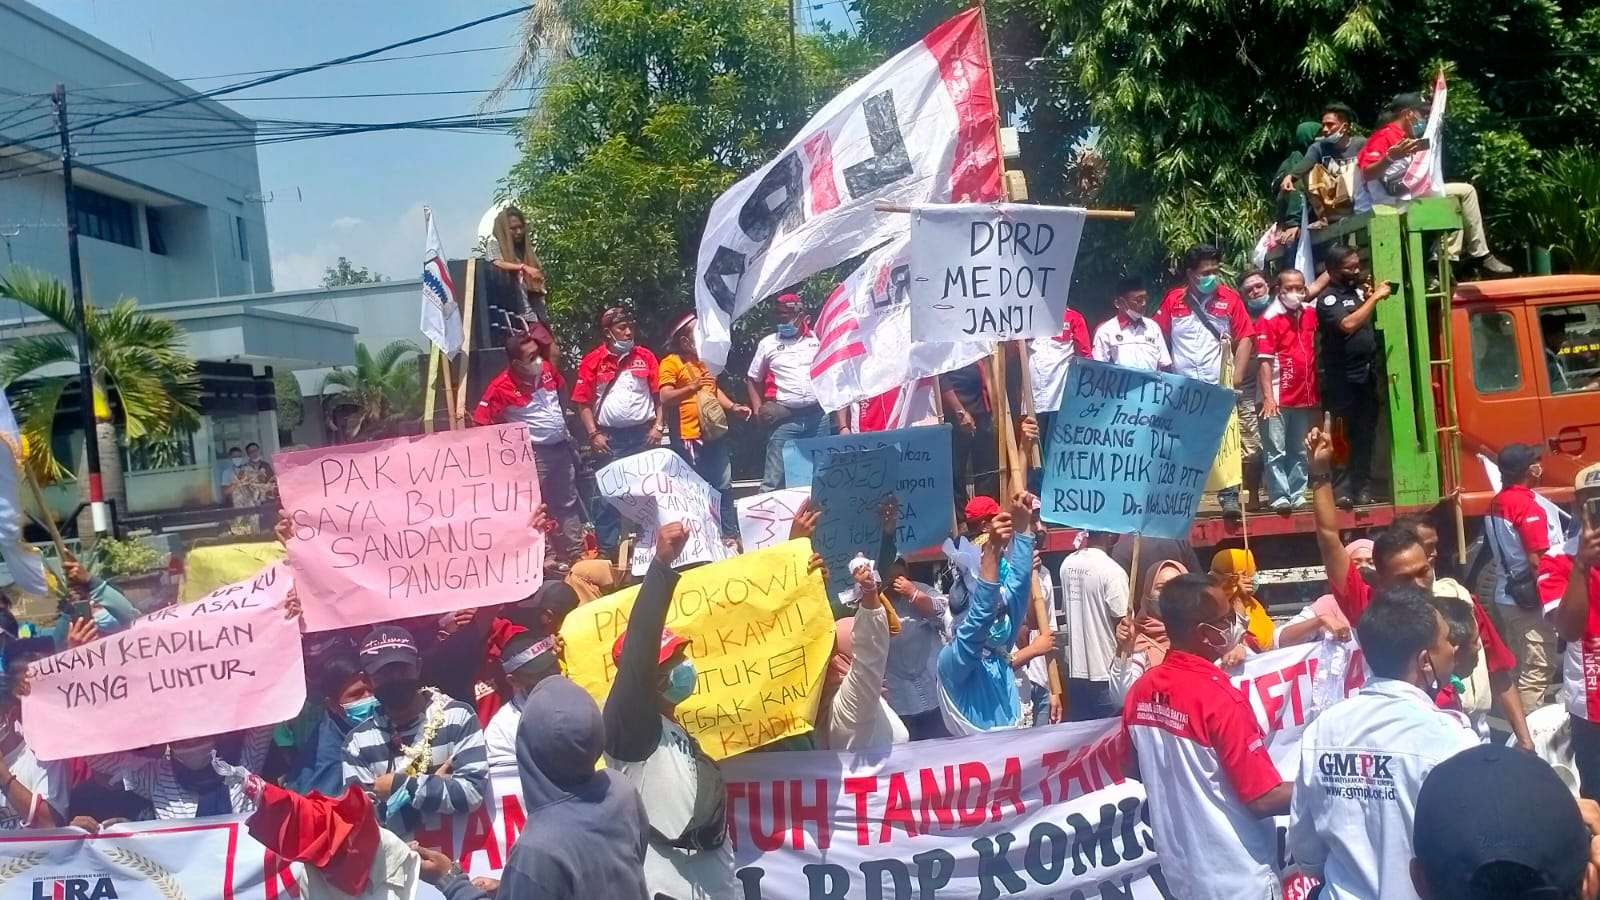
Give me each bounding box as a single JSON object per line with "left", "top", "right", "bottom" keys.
{"left": 597, "top": 448, "right": 732, "bottom": 575}
{"left": 909, "top": 203, "right": 1087, "bottom": 342}
{"left": 736, "top": 487, "right": 811, "bottom": 552}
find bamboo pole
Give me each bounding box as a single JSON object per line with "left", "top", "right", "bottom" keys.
{"left": 876, "top": 202, "right": 1136, "bottom": 219}
{"left": 452, "top": 258, "right": 479, "bottom": 428}
{"left": 441, "top": 352, "right": 459, "bottom": 431}
{"left": 23, "top": 467, "right": 69, "bottom": 562}
{"left": 422, "top": 347, "right": 441, "bottom": 434}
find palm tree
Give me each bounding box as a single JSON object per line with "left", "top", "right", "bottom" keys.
{"left": 320, "top": 340, "right": 424, "bottom": 442}
{"left": 486, "top": 0, "right": 576, "bottom": 107}
{"left": 0, "top": 267, "right": 200, "bottom": 534}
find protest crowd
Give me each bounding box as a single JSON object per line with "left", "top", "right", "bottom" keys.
{"left": 4, "top": 11, "right": 1600, "bottom": 900}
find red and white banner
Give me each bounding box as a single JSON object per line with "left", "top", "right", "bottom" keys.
{"left": 694, "top": 8, "right": 1002, "bottom": 370}
{"left": 810, "top": 234, "right": 992, "bottom": 413}
{"left": 0, "top": 815, "right": 303, "bottom": 899}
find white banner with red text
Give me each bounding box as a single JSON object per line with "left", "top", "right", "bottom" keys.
{"left": 694, "top": 8, "right": 1001, "bottom": 370}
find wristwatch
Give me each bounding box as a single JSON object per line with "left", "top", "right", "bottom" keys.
{"left": 1309, "top": 471, "right": 1335, "bottom": 486}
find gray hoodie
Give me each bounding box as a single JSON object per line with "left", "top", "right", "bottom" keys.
{"left": 439, "top": 676, "right": 650, "bottom": 900}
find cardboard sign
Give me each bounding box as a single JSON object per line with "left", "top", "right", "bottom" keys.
{"left": 1039, "top": 361, "right": 1233, "bottom": 539}
{"left": 596, "top": 448, "right": 732, "bottom": 575}
{"left": 275, "top": 424, "right": 544, "bottom": 632}
{"left": 559, "top": 541, "right": 833, "bottom": 759}
{"left": 909, "top": 203, "right": 1087, "bottom": 342}
{"left": 783, "top": 425, "right": 953, "bottom": 555}
{"left": 810, "top": 447, "right": 899, "bottom": 598}
{"left": 736, "top": 487, "right": 812, "bottom": 553}
{"left": 23, "top": 600, "right": 305, "bottom": 761}
{"left": 140, "top": 562, "right": 292, "bottom": 628}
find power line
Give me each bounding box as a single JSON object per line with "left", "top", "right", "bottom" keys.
{"left": 56, "top": 44, "right": 518, "bottom": 94}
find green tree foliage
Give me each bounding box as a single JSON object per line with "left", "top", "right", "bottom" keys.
{"left": 1048, "top": 0, "right": 1600, "bottom": 269}
{"left": 320, "top": 256, "right": 384, "bottom": 288}
{"left": 0, "top": 268, "right": 200, "bottom": 518}
{"left": 320, "top": 341, "right": 423, "bottom": 441}
{"left": 1519, "top": 148, "right": 1600, "bottom": 273}
{"left": 504, "top": 0, "right": 872, "bottom": 351}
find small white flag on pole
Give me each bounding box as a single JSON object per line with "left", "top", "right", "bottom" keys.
{"left": 421, "top": 206, "right": 465, "bottom": 356}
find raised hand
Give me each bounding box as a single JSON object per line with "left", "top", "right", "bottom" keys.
{"left": 788, "top": 499, "right": 820, "bottom": 541}
{"left": 655, "top": 522, "right": 690, "bottom": 565}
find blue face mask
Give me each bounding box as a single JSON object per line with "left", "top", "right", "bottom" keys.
{"left": 1245, "top": 296, "right": 1271, "bottom": 315}
{"left": 1410, "top": 119, "right": 1426, "bottom": 139}
{"left": 611, "top": 340, "right": 635, "bottom": 356}
{"left": 662, "top": 659, "right": 697, "bottom": 704}
{"left": 1194, "top": 274, "right": 1220, "bottom": 294}
{"left": 340, "top": 696, "right": 379, "bottom": 727}
{"left": 776, "top": 323, "right": 799, "bottom": 339}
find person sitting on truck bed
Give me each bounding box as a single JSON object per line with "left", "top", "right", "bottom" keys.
{"left": 1316, "top": 244, "right": 1391, "bottom": 508}
{"left": 1357, "top": 91, "right": 1512, "bottom": 277}
{"left": 1306, "top": 427, "right": 1535, "bottom": 750}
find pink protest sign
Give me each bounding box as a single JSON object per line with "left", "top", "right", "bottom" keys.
{"left": 275, "top": 423, "right": 544, "bottom": 632}
{"left": 23, "top": 599, "right": 305, "bottom": 761}
{"left": 137, "top": 561, "right": 292, "bottom": 628}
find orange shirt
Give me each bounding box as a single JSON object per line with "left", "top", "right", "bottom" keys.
{"left": 659, "top": 353, "right": 709, "bottom": 441}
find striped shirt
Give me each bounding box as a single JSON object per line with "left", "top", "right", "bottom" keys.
{"left": 341, "top": 694, "right": 488, "bottom": 839}
{"left": 87, "top": 726, "right": 271, "bottom": 820}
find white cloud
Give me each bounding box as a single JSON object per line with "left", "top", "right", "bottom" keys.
{"left": 270, "top": 200, "right": 485, "bottom": 291}
{"left": 330, "top": 216, "right": 365, "bottom": 231}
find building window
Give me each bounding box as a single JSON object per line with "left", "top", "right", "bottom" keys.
{"left": 236, "top": 216, "right": 249, "bottom": 261}
{"left": 121, "top": 430, "right": 198, "bottom": 473}
{"left": 1539, "top": 303, "right": 1600, "bottom": 394}
{"left": 72, "top": 187, "right": 138, "bottom": 248}
{"left": 145, "top": 208, "right": 167, "bottom": 256}
{"left": 1469, "top": 311, "right": 1521, "bottom": 394}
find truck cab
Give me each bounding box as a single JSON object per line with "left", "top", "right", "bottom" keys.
{"left": 1453, "top": 276, "right": 1600, "bottom": 513}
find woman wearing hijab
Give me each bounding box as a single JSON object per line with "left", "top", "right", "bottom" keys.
{"left": 1108, "top": 560, "right": 1185, "bottom": 702}
{"left": 1274, "top": 538, "right": 1367, "bottom": 648}
{"left": 1273, "top": 121, "right": 1324, "bottom": 234}
{"left": 1210, "top": 548, "right": 1275, "bottom": 650}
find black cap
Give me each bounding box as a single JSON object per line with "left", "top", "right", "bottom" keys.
{"left": 504, "top": 582, "right": 579, "bottom": 632}
{"left": 1414, "top": 744, "right": 1587, "bottom": 898}
{"left": 358, "top": 625, "right": 419, "bottom": 675}
{"left": 1497, "top": 443, "right": 1542, "bottom": 479}
{"left": 1387, "top": 91, "right": 1427, "bottom": 115}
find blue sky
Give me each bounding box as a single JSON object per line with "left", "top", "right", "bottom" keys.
{"left": 35, "top": 0, "right": 527, "bottom": 289}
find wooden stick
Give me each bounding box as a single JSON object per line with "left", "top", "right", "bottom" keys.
{"left": 23, "top": 466, "right": 68, "bottom": 562}
{"left": 422, "top": 347, "right": 441, "bottom": 434}
{"left": 1015, "top": 341, "right": 1043, "bottom": 469}
{"left": 1127, "top": 533, "right": 1142, "bottom": 611}
{"left": 440, "top": 352, "right": 459, "bottom": 431}
{"left": 452, "top": 258, "right": 479, "bottom": 427}
{"left": 876, "top": 202, "right": 1136, "bottom": 219}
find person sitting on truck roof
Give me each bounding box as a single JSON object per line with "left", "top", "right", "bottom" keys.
{"left": 1306, "top": 427, "right": 1535, "bottom": 750}
{"left": 1357, "top": 91, "right": 1513, "bottom": 277}
{"left": 1316, "top": 244, "right": 1392, "bottom": 508}
{"left": 1282, "top": 104, "right": 1366, "bottom": 225}
{"left": 1155, "top": 245, "right": 1257, "bottom": 519}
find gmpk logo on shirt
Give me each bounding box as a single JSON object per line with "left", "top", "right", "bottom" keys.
{"left": 1317, "top": 751, "right": 1394, "bottom": 781}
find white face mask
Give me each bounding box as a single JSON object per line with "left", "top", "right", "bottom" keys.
{"left": 1200, "top": 614, "right": 1246, "bottom": 654}
{"left": 1280, "top": 290, "right": 1306, "bottom": 309}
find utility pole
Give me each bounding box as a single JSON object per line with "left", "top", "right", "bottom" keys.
{"left": 50, "top": 84, "right": 108, "bottom": 537}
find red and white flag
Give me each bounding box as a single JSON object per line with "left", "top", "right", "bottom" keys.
{"left": 809, "top": 234, "right": 992, "bottom": 414}
{"left": 694, "top": 8, "right": 1002, "bottom": 370}
{"left": 421, "top": 206, "right": 464, "bottom": 356}
{"left": 1401, "top": 70, "right": 1448, "bottom": 198}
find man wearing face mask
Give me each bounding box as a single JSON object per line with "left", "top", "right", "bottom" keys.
{"left": 1316, "top": 244, "right": 1391, "bottom": 507}
{"left": 603, "top": 523, "right": 735, "bottom": 900}
{"left": 1093, "top": 277, "right": 1170, "bottom": 372}
{"left": 475, "top": 327, "right": 584, "bottom": 564}
{"left": 1121, "top": 573, "right": 1291, "bottom": 900}
{"left": 483, "top": 632, "right": 562, "bottom": 773}
{"left": 341, "top": 626, "right": 488, "bottom": 841}
{"left": 1357, "top": 92, "right": 1511, "bottom": 276}
{"left": 286, "top": 641, "right": 377, "bottom": 797}
{"left": 573, "top": 306, "right": 665, "bottom": 558}
{"left": 1155, "top": 245, "right": 1256, "bottom": 518}
{"left": 746, "top": 293, "right": 827, "bottom": 491}
{"left": 1288, "top": 585, "right": 1479, "bottom": 900}
{"left": 86, "top": 727, "right": 273, "bottom": 820}
{"left": 1257, "top": 267, "right": 1320, "bottom": 511}
{"left": 1237, "top": 269, "right": 1272, "bottom": 505}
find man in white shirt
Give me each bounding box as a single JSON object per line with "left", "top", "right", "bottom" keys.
{"left": 746, "top": 293, "right": 828, "bottom": 491}
{"left": 1092, "top": 277, "right": 1171, "bottom": 372}
{"left": 1058, "top": 530, "right": 1129, "bottom": 721}
{"left": 883, "top": 558, "right": 951, "bottom": 741}
{"left": 1289, "top": 584, "right": 1480, "bottom": 900}
{"left": 483, "top": 632, "right": 562, "bottom": 773}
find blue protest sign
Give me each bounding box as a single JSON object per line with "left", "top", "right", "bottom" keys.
{"left": 783, "top": 424, "right": 954, "bottom": 554}
{"left": 810, "top": 446, "right": 899, "bottom": 598}
{"left": 1040, "top": 360, "right": 1233, "bottom": 539}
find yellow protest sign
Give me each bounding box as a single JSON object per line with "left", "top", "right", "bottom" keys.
{"left": 560, "top": 540, "right": 833, "bottom": 760}
{"left": 1204, "top": 407, "right": 1243, "bottom": 491}
{"left": 180, "top": 542, "right": 285, "bottom": 602}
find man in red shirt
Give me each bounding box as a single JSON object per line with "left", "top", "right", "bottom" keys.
{"left": 571, "top": 306, "right": 664, "bottom": 556}
{"left": 1122, "top": 572, "right": 1290, "bottom": 900}
{"left": 1357, "top": 92, "right": 1511, "bottom": 275}
{"left": 1546, "top": 462, "right": 1600, "bottom": 798}
{"left": 1306, "top": 428, "right": 1534, "bottom": 749}
{"left": 472, "top": 326, "right": 584, "bottom": 563}
{"left": 1486, "top": 444, "right": 1557, "bottom": 710}
{"left": 1154, "top": 245, "right": 1255, "bottom": 518}
{"left": 1256, "top": 268, "right": 1319, "bottom": 512}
